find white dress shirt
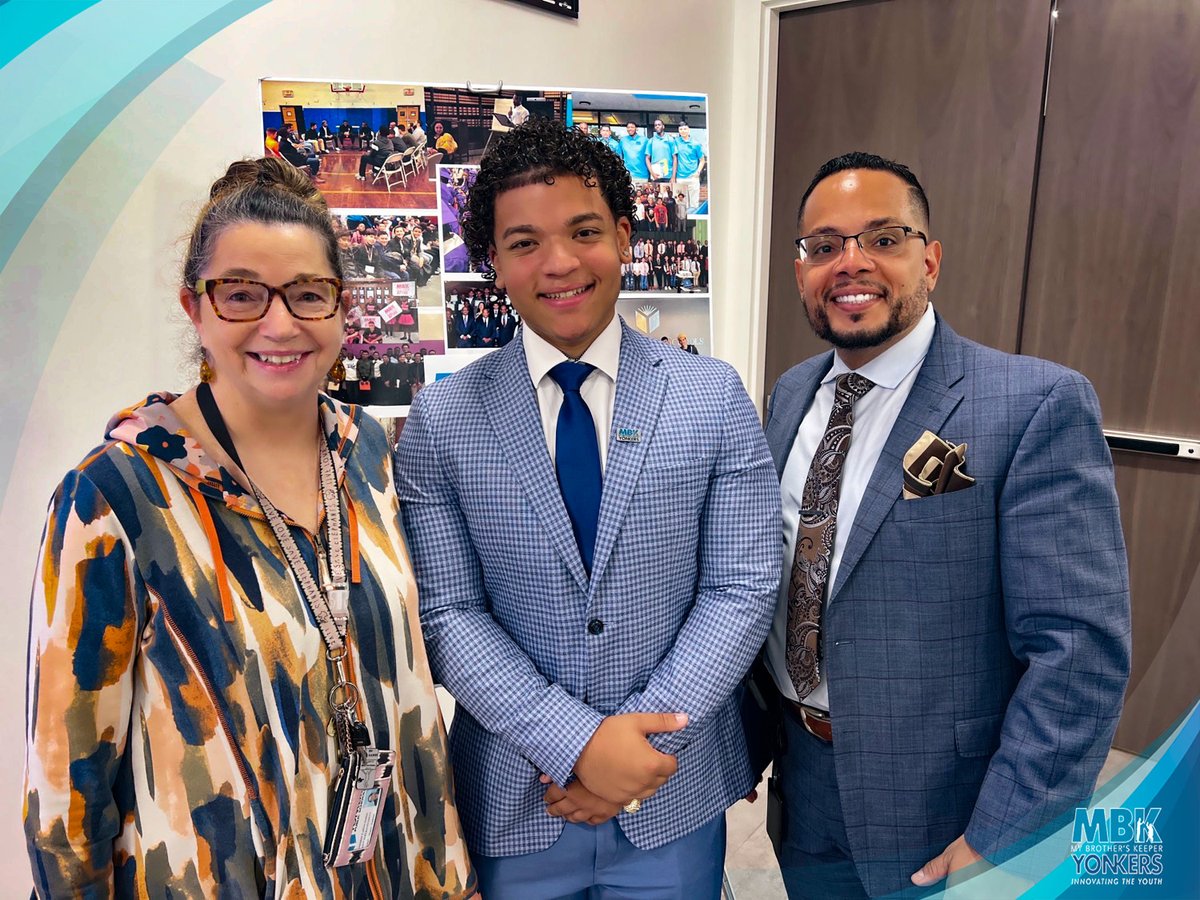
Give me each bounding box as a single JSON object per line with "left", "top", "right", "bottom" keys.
{"left": 766, "top": 304, "right": 937, "bottom": 711}
{"left": 522, "top": 314, "right": 621, "bottom": 472}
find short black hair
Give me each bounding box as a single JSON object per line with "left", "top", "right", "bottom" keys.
{"left": 797, "top": 151, "right": 930, "bottom": 232}
{"left": 462, "top": 116, "right": 634, "bottom": 281}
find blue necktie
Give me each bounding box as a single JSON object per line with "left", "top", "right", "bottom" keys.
{"left": 549, "top": 361, "right": 602, "bottom": 572}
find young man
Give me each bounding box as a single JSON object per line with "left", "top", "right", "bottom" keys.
{"left": 619, "top": 120, "right": 651, "bottom": 181}
{"left": 754, "top": 152, "right": 1130, "bottom": 897}
{"left": 395, "top": 118, "right": 781, "bottom": 898}
{"left": 673, "top": 123, "right": 707, "bottom": 212}
{"left": 646, "top": 117, "right": 677, "bottom": 183}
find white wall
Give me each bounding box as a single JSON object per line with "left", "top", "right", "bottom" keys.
{"left": 0, "top": 0, "right": 783, "bottom": 883}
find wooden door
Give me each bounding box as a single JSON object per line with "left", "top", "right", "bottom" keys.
{"left": 765, "top": 0, "right": 1050, "bottom": 397}
{"left": 1019, "top": 0, "right": 1200, "bottom": 752}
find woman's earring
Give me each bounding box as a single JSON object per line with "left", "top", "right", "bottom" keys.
{"left": 199, "top": 352, "right": 214, "bottom": 384}
{"left": 328, "top": 352, "right": 346, "bottom": 381}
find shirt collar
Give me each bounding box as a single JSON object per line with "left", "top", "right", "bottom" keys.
{"left": 524, "top": 313, "right": 622, "bottom": 388}
{"left": 824, "top": 302, "right": 936, "bottom": 389}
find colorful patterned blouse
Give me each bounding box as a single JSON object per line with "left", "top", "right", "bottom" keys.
{"left": 24, "top": 393, "right": 475, "bottom": 898}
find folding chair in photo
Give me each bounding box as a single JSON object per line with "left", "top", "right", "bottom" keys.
{"left": 399, "top": 146, "right": 420, "bottom": 184}
{"left": 373, "top": 152, "right": 408, "bottom": 191}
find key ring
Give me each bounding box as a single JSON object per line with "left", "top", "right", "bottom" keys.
{"left": 328, "top": 680, "right": 361, "bottom": 711}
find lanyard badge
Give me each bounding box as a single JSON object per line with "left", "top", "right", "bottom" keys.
{"left": 195, "top": 383, "right": 394, "bottom": 868}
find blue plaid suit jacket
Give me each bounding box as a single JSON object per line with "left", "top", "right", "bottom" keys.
{"left": 395, "top": 321, "right": 782, "bottom": 856}
{"left": 764, "top": 315, "right": 1131, "bottom": 896}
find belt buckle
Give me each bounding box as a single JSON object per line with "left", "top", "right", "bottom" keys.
{"left": 800, "top": 705, "right": 831, "bottom": 742}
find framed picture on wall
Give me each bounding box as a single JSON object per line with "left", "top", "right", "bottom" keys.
{"left": 503, "top": 0, "right": 579, "bottom": 20}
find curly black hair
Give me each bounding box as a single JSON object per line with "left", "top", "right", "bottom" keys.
{"left": 461, "top": 116, "right": 635, "bottom": 281}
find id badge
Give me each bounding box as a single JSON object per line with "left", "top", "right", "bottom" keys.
{"left": 323, "top": 746, "right": 396, "bottom": 867}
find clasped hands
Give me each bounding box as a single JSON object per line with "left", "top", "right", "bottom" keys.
{"left": 541, "top": 712, "right": 688, "bottom": 826}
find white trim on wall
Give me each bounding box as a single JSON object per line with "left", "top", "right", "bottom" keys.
{"left": 730, "top": 0, "right": 852, "bottom": 411}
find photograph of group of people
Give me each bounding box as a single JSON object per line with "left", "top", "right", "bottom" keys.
{"left": 327, "top": 344, "right": 432, "bottom": 409}
{"left": 272, "top": 84, "right": 715, "bottom": 384}
{"left": 571, "top": 90, "right": 709, "bottom": 215}
{"left": 444, "top": 282, "right": 521, "bottom": 349}
{"left": 622, "top": 234, "right": 710, "bottom": 293}
{"left": 438, "top": 166, "right": 479, "bottom": 273}
{"left": 332, "top": 215, "right": 446, "bottom": 385}
{"left": 261, "top": 80, "right": 471, "bottom": 210}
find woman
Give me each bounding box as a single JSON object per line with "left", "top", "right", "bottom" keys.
{"left": 433, "top": 121, "right": 458, "bottom": 163}
{"left": 24, "top": 157, "right": 475, "bottom": 898}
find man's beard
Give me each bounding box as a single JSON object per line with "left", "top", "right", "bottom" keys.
{"left": 803, "top": 280, "right": 929, "bottom": 351}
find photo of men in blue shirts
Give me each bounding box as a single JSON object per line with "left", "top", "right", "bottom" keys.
{"left": 619, "top": 121, "right": 650, "bottom": 180}
{"left": 674, "top": 123, "right": 707, "bottom": 212}
{"left": 598, "top": 124, "right": 621, "bottom": 157}
{"left": 646, "top": 118, "right": 677, "bottom": 182}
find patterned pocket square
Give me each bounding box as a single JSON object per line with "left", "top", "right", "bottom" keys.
{"left": 902, "top": 430, "right": 975, "bottom": 500}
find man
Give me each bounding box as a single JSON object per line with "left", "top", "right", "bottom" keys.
{"left": 598, "top": 123, "right": 621, "bottom": 157}
{"left": 619, "top": 121, "right": 651, "bottom": 181}
{"left": 495, "top": 303, "right": 518, "bottom": 347}
{"left": 354, "top": 230, "right": 386, "bottom": 277}
{"left": 676, "top": 333, "right": 699, "bottom": 354}
{"left": 452, "top": 302, "right": 475, "bottom": 348}
{"left": 356, "top": 130, "right": 404, "bottom": 180}
{"left": 755, "top": 152, "right": 1131, "bottom": 897}
{"left": 511, "top": 95, "right": 530, "bottom": 127}
{"left": 472, "top": 303, "right": 497, "bottom": 348}
{"left": 395, "top": 118, "right": 780, "bottom": 898}
{"left": 673, "top": 123, "right": 707, "bottom": 212}
{"left": 646, "top": 118, "right": 676, "bottom": 183}
{"left": 276, "top": 124, "right": 323, "bottom": 181}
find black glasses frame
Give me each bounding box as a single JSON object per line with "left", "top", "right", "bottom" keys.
{"left": 194, "top": 277, "right": 343, "bottom": 322}
{"left": 795, "top": 225, "right": 928, "bottom": 263}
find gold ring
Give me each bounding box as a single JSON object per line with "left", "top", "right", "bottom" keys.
{"left": 623, "top": 798, "right": 641, "bottom": 814}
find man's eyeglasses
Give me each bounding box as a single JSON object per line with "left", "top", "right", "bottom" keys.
{"left": 795, "top": 225, "right": 927, "bottom": 265}
{"left": 194, "top": 277, "right": 343, "bottom": 322}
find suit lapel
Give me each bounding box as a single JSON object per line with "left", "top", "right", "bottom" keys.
{"left": 482, "top": 340, "right": 590, "bottom": 593}
{"left": 765, "top": 353, "right": 833, "bottom": 476}
{"left": 588, "top": 325, "right": 667, "bottom": 590}
{"left": 829, "top": 317, "right": 966, "bottom": 601}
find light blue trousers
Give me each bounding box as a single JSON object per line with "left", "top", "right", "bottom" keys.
{"left": 472, "top": 814, "right": 726, "bottom": 899}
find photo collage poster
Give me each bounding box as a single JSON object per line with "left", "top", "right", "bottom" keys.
{"left": 260, "top": 79, "right": 712, "bottom": 435}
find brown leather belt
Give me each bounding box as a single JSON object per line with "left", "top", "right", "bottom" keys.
{"left": 785, "top": 699, "right": 833, "bottom": 743}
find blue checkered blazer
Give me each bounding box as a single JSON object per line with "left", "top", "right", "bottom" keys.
{"left": 395, "top": 321, "right": 782, "bottom": 856}
{"left": 764, "top": 315, "right": 1131, "bottom": 895}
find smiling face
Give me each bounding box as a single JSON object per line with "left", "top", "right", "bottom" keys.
{"left": 795, "top": 169, "right": 941, "bottom": 368}
{"left": 181, "top": 221, "right": 346, "bottom": 415}
{"left": 489, "top": 174, "right": 631, "bottom": 358}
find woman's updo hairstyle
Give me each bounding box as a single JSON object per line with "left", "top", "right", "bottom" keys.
{"left": 182, "top": 157, "right": 342, "bottom": 297}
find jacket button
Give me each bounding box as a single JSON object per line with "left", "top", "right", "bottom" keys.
{"left": 587, "top": 618, "right": 605, "bottom": 635}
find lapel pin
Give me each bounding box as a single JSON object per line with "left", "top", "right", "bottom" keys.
{"left": 616, "top": 427, "right": 641, "bottom": 443}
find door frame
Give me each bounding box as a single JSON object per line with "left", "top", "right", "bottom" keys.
{"left": 730, "top": 0, "right": 852, "bottom": 411}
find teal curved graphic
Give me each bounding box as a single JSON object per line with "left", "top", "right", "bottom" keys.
{"left": 0, "top": 0, "right": 269, "bottom": 500}
{"left": 0, "top": 1, "right": 102, "bottom": 70}
{"left": 0, "top": 0, "right": 269, "bottom": 273}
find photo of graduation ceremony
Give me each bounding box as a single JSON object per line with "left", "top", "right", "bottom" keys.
{"left": 6, "top": 3, "right": 1197, "bottom": 900}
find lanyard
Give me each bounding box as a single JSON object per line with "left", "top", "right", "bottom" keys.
{"left": 196, "top": 383, "right": 349, "bottom": 652}
{"left": 195, "top": 384, "right": 370, "bottom": 756}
